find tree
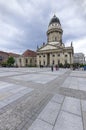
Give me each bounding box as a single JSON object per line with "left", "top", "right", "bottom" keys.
{"left": 7, "top": 56, "right": 15, "bottom": 67}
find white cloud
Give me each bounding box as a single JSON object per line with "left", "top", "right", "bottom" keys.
{"left": 65, "top": 37, "right": 86, "bottom": 56}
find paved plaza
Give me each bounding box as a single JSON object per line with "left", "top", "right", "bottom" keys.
{"left": 0, "top": 67, "right": 86, "bottom": 130}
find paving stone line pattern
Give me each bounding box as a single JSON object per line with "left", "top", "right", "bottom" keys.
{"left": 0, "top": 68, "right": 86, "bottom": 130}
{"left": 0, "top": 82, "right": 33, "bottom": 109}
{"left": 28, "top": 94, "right": 83, "bottom": 130}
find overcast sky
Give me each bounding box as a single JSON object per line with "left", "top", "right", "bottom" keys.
{"left": 0, "top": 0, "right": 86, "bottom": 55}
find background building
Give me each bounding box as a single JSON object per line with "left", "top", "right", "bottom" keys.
{"left": 0, "top": 51, "right": 8, "bottom": 65}
{"left": 0, "top": 51, "right": 19, "bottom": 66}
{"left": 16, "top": 49, "right": 36, "bottom": 67}
{"left": 37, "top": 15, "right": 74, "bottom": 67}
{"left": 73, "top": 53, "right": 85, "bottom": 64}
{"left": 0, "top": 50, "right": 36, "bottom": 67}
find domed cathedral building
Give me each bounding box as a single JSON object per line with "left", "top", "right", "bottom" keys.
{"left": 37, "top": 15, "right": 74, "bottom": 67}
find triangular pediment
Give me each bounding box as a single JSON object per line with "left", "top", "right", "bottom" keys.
{"left": 39, "top": 44, "right": 57, "bottom": 51}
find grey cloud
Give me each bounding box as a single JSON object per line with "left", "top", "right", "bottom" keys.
{"left": 0, "top": 0, "right": 86, "bottom": 55}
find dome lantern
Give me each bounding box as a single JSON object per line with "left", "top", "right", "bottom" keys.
{"left": 49, "top": 14, "right": 61, "bottom": 26}
{"left": 47, "top": 15, "right": 63, "bottom": 43}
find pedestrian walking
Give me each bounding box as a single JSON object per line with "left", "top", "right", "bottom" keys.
{"left": 51, "top": 65, "right": 53, "bottom": 71}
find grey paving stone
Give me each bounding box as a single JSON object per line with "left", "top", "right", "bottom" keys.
{"left": 38, "top": 101, "right": 61, "bottom": 125}
{"left": 0, "top": 83, "right": 13, "bottom": 90}
{"left": 82, "top": 111, "right": 86, "bottom": 130}
{"left": 70, "top": 71, "right": 86, "bottom": 78}
{"left": 54, "top": 111, "right": 83, "bottom": 130}
{"left": 62, "top": 96, "right": 81, "bottom": 116}
{"left": 20, "top": 88, "right": 33, "bottom": 94}
{"left": 81, "top": 100, "right": 86, "bottom": 112}
{"left": 28, "top": 119, "right": 53, "bottom": 130}
{"left": 51, "top": 94, "right": 64, "bottom": 104}
{"left": 62, "top": 77, "right": 79, "bottom": 90}
{"left": 61, "top": 75, "right": 86, "bottom": 91}
{"left": 11, "top": 74, "right": 57, "bottom": 84}
{"left": 0, "top": 72, "right": 20, "bottom": 77}
{"left": 9, "top": 86, "right": 27, "bottom": 93}
{"left": 0, "top": 101, "right": 6, "bottom": 109}
{"left": 61, "top": 78, "right": 70, "bottom": 88}
{"left": 0, "top": 83, "right": 33, "bottom": 108}
{"left": 69, "top": 78, "right": 78, "bottom": 90}
{"left": 79, "top": 84, "right": 86, "bottom": 91}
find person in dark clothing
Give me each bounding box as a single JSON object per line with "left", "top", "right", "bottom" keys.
{"left": 51, "top": 65, "right": 53, "bottom": 71}
{"left": 55, "top": 65, "right": 58, "bottom": 71}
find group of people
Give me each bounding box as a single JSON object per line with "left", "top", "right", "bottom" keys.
{"left": 51, "top": 65, "right": 59, "bottom": 71}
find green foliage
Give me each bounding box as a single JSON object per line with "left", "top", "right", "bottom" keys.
{"left": 27, "top": 64, "right": 37, "bottom": 67}
{"left": 58, "top": 63, "right": 70, "bottom": 68}
{"left": 58, "top": 63, "right": 63, "bottom": 68}
{"left": 7, "top": 57, "right": 15, "bottom": 67}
